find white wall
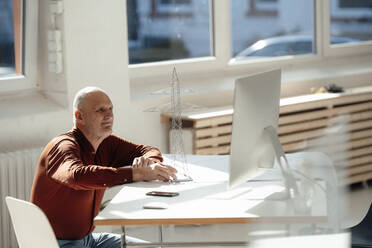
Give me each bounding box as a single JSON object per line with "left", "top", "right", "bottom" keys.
{"left": 0, "top": 0, "right": 168, "bottom": 153}
{"left": 61, "top": 0, "right": 169, "bottom": 149}
{"left": 0, "top": 0, "right": 371, "bottom": 155}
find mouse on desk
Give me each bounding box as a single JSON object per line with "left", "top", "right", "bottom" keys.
{"left": 143, "top": 202, "right": 169, "bottom": 209}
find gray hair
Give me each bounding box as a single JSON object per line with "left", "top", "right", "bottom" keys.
{"left": 72, "top": 86, "right": 104, "bottom": 125}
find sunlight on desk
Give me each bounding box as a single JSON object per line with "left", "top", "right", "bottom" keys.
{"left": 96, "top": 157, "right": 327, "bottom": 226}
{"left": 95, "top": 153, "right": 343, "bottom": 247}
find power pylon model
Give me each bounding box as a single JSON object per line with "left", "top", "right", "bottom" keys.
{"left": 168, "top": 67, "right": 192, "bottom": 181}
{"left": 144, "top": 67, "right": 200, "bottom": 182}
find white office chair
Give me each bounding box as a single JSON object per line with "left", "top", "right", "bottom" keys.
{"left": 5, "top": 196, "right": 59, "bottom": 248}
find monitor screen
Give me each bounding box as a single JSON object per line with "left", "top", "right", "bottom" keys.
{"left": 229, "top": 69, "right": 281, "bottom": 188}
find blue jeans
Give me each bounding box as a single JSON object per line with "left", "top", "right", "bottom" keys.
{"left": 57, "top": 232, "right": 145, "bottom": 248}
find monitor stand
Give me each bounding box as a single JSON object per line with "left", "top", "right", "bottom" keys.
{"left": 263, "top": 126, "right": 310, "bottom": 214}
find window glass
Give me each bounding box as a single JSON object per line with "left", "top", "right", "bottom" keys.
{"left": 160, "top": 0, "right": 192, "bottom": 4}
{"left": 249, "top": 43, "right": 290, "bottom": 57}
{"left": 292, "top": 41, "right": 313, "bottom": 55}
{"left": 232, "top": 0, "right": 315, "bottom": 60}
{"left": 127, "top": 0, "right": 212, "bottom": 64}
{"left": 0, "top": 0, "right": 21, "bottom": 77}
{"left": 330, "top": 0, "right": 372, "bottom": 45}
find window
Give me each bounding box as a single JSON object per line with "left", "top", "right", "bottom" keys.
{"left": 127, "top": 1, "right": 372, "bottom": 86}
{"left": 330, "top": 0, "right": 372, "bottom": 44}
{"left": 232, "top": 0, "right": 315, "bottom": 59}
{"left": 127, "top": 0, "right": 212, "bottom": 64}
{"left": 0, "top": 0, "right": 38, "bottom": 93}
{"left": 0, "top": 0, "right": 21, "bottom": 77}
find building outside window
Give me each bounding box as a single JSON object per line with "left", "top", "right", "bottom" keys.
{"left": 151, "top": 0, "right": 193, "bottom": 17}
{"left": 247, "top": 0, "right": 278, "bottom": 17}
{"left": 127, "top": 0, "right": 372, "bottom": 65}
{"left": 232, "top": 0, "right": 314, "bottom": 59}
{"left": 127, "top": 0, "right": 211, "bottom": 64}
{"left": 330, "top": 0, "right": 372, "bottom": 44}
{"left": 127, "top": 0, "right": 316, "bottom": 63}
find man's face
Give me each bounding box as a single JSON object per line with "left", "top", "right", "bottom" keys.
{"left": 79, "top": 91, "right": 114, "bottom": 140}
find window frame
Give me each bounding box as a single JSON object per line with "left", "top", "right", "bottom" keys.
{"left": 323, "top": 0, "right": 372, "bottom": 57}
{"left": 128, "top": 0, "right": 372, "bottom": 84}
{"left": 0, "top": 0, "right": 38, "bottom": 93}
{"left": 129, "top": 0, "right": 321, "bottom": 78}
{"left": 129, "top": 0, "right": 224, "bottom": 78}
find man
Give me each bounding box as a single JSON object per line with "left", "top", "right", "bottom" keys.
{"left": 30, "top": 86, "right": 177, "bottom": 248}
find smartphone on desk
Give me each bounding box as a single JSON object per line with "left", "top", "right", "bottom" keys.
{"left": 146, "top": 191, "right": 179, "bottom": 197}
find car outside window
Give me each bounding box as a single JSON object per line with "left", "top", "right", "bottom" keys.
{"left": 250, "top": 43, "right": 290, "bottom": 57}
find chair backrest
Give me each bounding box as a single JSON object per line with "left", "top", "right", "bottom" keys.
{"left": 5, "top": 196, "right": 60, "bottom": 248}
{"left": 351, "top": 201, "right": 372, "bottom": 247}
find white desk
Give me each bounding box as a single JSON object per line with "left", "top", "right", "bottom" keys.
{"left": 94, "top": 153, "right": 333, "bottom": 247}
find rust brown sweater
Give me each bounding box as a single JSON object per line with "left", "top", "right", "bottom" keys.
{"left": 30, "top": 128, "right": 162, "bottom": 240}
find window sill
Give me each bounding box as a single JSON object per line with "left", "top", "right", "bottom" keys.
{"left": 130, "top": 54, "right": 372, "bottom": 108}
{"left": 0, "top": 89, "right": 67, "bottom": 119}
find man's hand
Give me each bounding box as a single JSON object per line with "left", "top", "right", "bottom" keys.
{"left": 132, "top": 156, "right": 156, "bottom": 168}
{"left": 132, "top": 163, "right": 178, "bottom": 182}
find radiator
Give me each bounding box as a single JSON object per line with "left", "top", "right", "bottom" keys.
{"left": 0, "top": 148, "right": 43, "bottom": 248}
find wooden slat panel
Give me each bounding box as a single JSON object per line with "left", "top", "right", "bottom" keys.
{"left": 330, "top": 93, "right": 372, "bottom": 107}
{"left": 279, "top": 119, "right": 372, "bottom": 144}
{"left": 343, "top": 119, "right": 372, "bottom": 132}
{"left": 279, "top": 128, "right": 324, "bottom": 144}
{"left": 337, "top": 154, "right": 372, "bottom": 168}
{"left": 194, "top": 115, "right": 232, "bottom": 129}
{"left": 183, "top": 87, "right": 372, "bottom": 185}
{"left": 331, "top": 101, "right": 372, "bottom": 116}
{"left": 279, "top": 111, "right": 372, "bottom": 136}
{"left": 195, "top": 146, "right": 230, "bottom": 155}
{"left": 195, "top": 135, "right": 231, "bottom": 148}
{"left": 282, "top": 129, "right": 372, "bottom": 153}
{"left": 282, "top": 141, "right": 307, "bottom": 153}
{"left": 346, "top": 163, "right": 372, "bottom": 176}
{"left": 280, "top": 95, "right": 334, "bottom": 114}
{"left": 346, "top": 171, "right": 372, "bottom": 185}
{"left": 280, "top": 92, "right": 372, "bottom": 115}
{"left": 196, "top": 129, "right": 372, "bottom": 152}
{"left": 278, "top": 118, "right": 329, "bottom": 135}
{"left": 331, "top": 110, "right": 372, "bottom": 124}
{"left": 195, "top": 126, "right": 232, "bottom": 138}
{"left": 332, "top": 146, "right": 372, "bottom": 162}
{"left": 280, "top": 103, "right": 328, "bottom": 115}
{"left": 340, "top": 138, "right": 372, "bottom": 151}
{"left": 305, "top": 138, "right": 372, "bottom": 155}
{"left": 279, "top": 102, "right": 372, "bottom": 126}
{"left": 348, "top": 129, "right": 372, "bottom": 141}
{"left": 279, "top": 109, "right": 331, "bottom": 125}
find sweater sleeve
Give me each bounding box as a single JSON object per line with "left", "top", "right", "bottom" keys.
{"left": 107, "top": 135, "right": 163, "bottom": 168}
{"left": 45, "top": 138, "right": 132, "bottom": 190}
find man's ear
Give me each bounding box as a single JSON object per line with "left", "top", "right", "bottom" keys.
{"left": 75, "top": 109, "right": 84, "bottom": 124}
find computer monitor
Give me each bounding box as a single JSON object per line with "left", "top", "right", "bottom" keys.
{"left": 229, "top": 69, "right": 298, "bottom": 194}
